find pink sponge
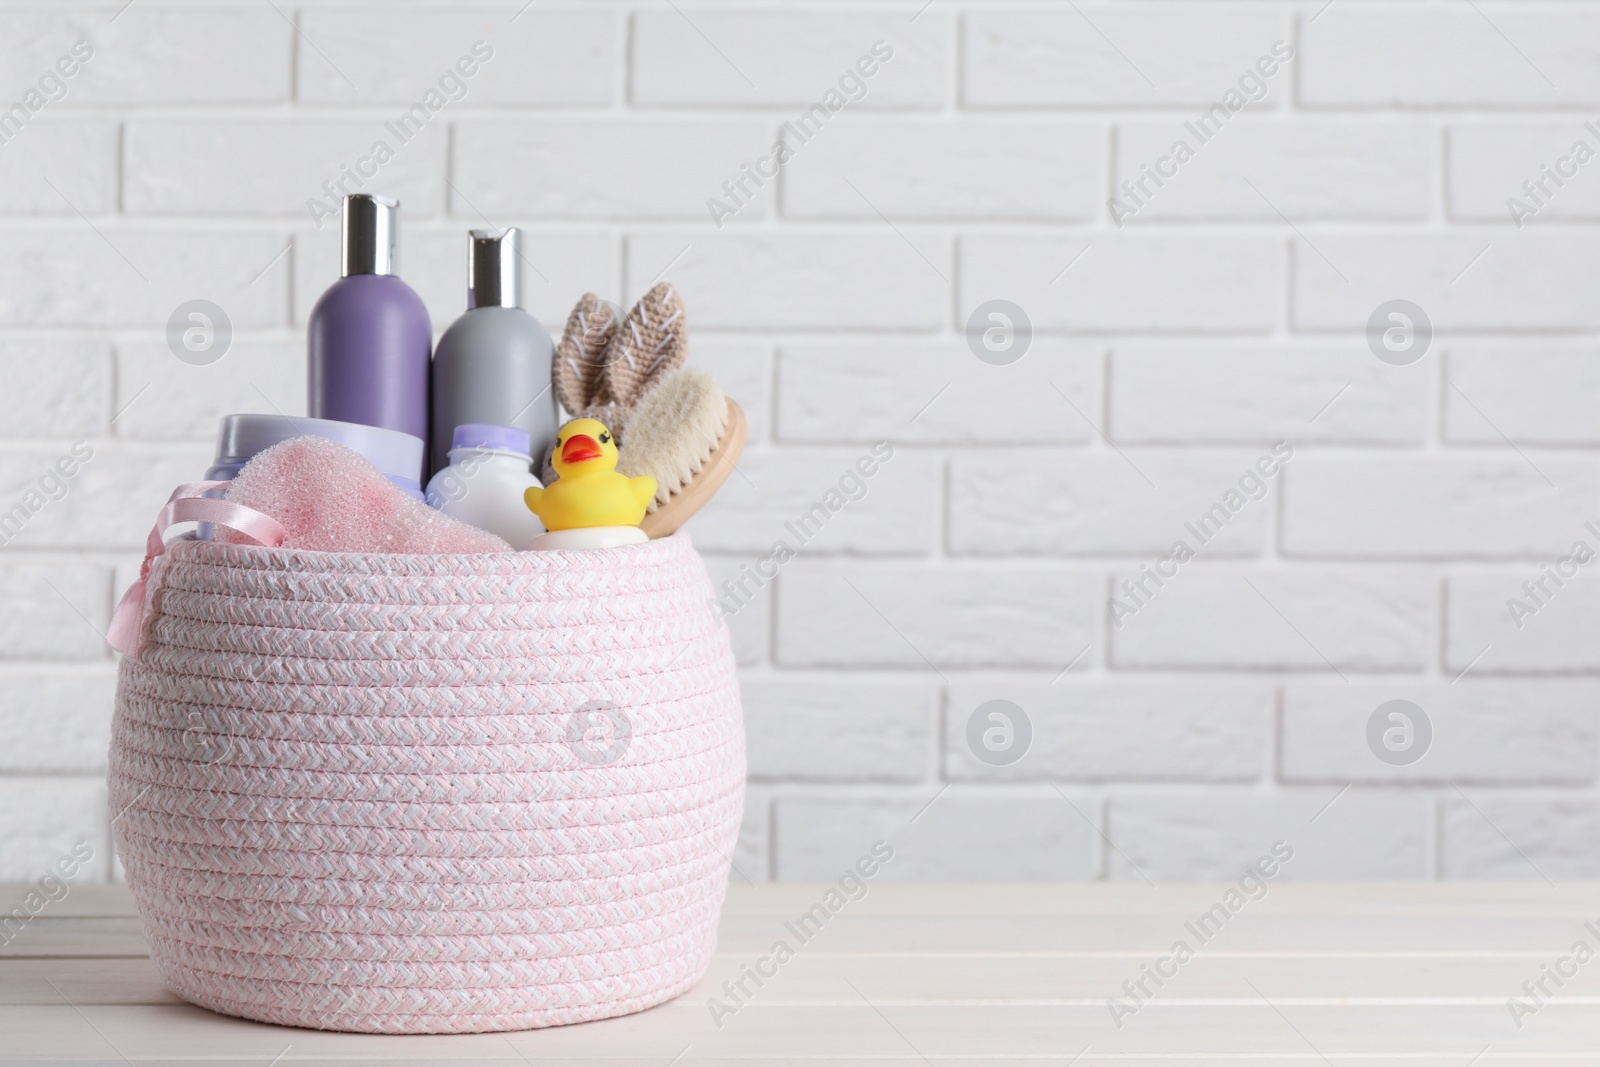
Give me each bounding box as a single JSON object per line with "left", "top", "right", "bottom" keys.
{"left": 220, "top": 436, "right": 510, "bottom": 554}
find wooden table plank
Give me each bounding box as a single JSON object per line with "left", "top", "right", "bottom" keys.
{"left": 10, "top": 909, "right": 1590, "bottom": 959}
{"left": 0, "top": 885, "right": 138, "bottom": 919}
{"left": 717, "top": 912, "right": 1599, "bottom": 954}
{"left": 4, "top": 884, "right": 1600, "bottom": 1062}
{"left": 0, "top": 917, "right": 147, "bottom": 958}
{"left": 501, "top": 1002, "right": 1600, "bottom": 1058}
{"left": 722, "top": 880, "right": 1600, "bottom": 917}
{"left": 0, "top": 958, "right": 178, "bottom": 1005}
{"left": 5, "top": 951, "right": 1600, "bottom": 1005}
{"left": 1, "top": 1002, "right": 1594, "bottom": 1060}
{"left": 698, "top": 951, "right": 1600, "bottom": 1002}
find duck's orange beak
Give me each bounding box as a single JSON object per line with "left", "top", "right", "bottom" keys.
{"left": 560, "top": 434, "right": 602, "bottom": 464}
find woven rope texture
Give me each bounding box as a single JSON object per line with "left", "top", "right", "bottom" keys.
{"left": 108, "top": 534, "right": 745, "bottom": 1034}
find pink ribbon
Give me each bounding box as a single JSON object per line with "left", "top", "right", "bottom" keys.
{"left": 107, "top": 481, "right": 286, "bottom": 658}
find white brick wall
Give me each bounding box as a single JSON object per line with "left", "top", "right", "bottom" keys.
{"left": 2, "top": 0, "right": 1597, "bottom": 884}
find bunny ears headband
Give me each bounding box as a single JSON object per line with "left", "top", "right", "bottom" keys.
{"left": 554, "top": 282, "right": 688, "bottom": 439}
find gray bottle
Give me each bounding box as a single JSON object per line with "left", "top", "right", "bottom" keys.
{"left": 429, "top": 228, "right": 557, "bottom": 478}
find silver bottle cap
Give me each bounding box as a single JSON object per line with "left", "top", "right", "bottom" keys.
{"left": 468, "top": 227, "right": 522, "bottom": 309}
{"left": 342, "top": 194, "right": 398, "bottom": 277}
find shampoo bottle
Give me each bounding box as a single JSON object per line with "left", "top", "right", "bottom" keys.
{"left": 308, "top": 194, "right": 431, "bottom": 473}
{"left": 429, "top": 228, "right": 556, "bottom": 479}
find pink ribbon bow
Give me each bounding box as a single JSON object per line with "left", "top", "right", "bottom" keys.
{"left": 106, "top": 481, "right": 287, "bottom": 658}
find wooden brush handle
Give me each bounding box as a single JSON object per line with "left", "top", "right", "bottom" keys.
{"left": 641, "top": 399, "right": 747, "bottom": 539}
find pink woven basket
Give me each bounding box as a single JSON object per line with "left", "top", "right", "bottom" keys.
{"left": 107, "top": 533, "right": 745, "bottom": 1034}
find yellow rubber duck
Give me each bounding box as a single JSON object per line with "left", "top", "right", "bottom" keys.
{"left": 524, "top": 418, "right": 657, "bottom": 531}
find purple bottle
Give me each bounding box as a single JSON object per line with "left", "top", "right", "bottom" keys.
{"left": 308, "top": 194, "right": 431, "bottom": 478}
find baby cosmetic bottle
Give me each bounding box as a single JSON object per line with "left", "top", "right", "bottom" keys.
{"left": 424, "top": 423, "right": 545, "bottom": 547}
{"left": 308, "top": 194, "right": 432, "bottom": 476}
{"left": 429, "top": 228, "right": 556, "bottom": 479}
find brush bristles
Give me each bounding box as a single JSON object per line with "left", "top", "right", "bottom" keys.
{"left": 617, "top": 369, "right": 728, "bottom": 508}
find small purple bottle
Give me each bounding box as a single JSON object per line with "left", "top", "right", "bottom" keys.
{"left": 308, "top": 194, "right": 431, "bottom": 477}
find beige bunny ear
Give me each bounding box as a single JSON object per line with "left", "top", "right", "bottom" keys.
{"left": 599, "top": 282, "right": 688, "bottom": 416}
{"left": 553, "top": 293, "right": 623, "bottom": 416}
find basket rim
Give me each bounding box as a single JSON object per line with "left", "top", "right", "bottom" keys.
{"left": 167, "top": 529, "right": 694, "bottom": 577}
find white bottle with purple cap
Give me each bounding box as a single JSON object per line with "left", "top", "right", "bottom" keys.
{"left": 424, "top": 423, "right": 545, "bottom": 547}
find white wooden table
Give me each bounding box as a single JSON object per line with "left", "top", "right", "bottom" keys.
{"left": 3, "top": 882, "right": 1598, "bottom": 1062}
